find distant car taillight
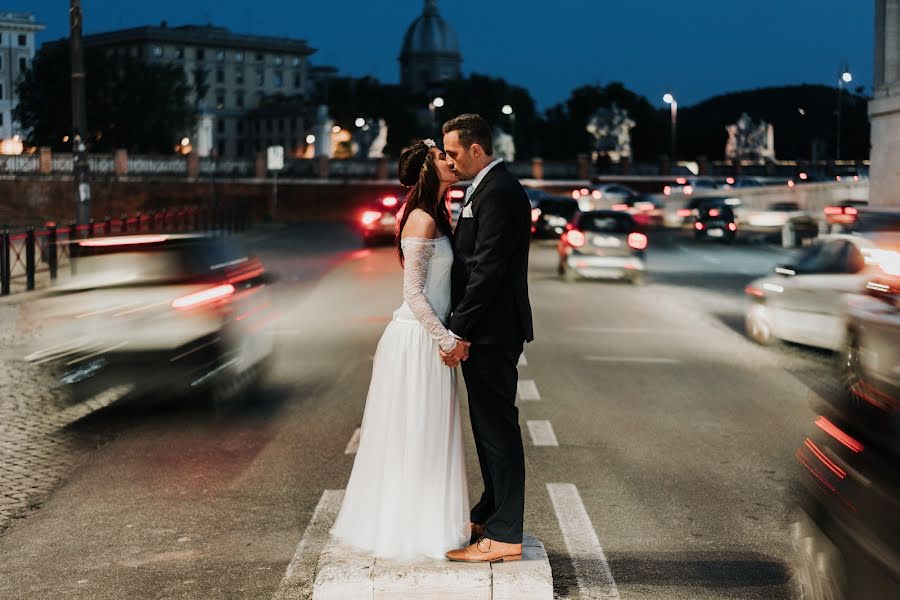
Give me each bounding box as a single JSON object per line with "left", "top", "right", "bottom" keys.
{"left": 592, "top": 190, "right": 603, "bottom": 200}
{"left": 361, "top": 210, "right": 383, "bottom": 226}
{"left": 728, "top": 222, "right": 737, "bottom": 232}
{"left": 677, "top": 208, "right": 692, "bottom": 217}
{"left": 571, "top": 190, "right": 581, "bottom": 200}
{"left": 531, "top": 208, "right": 542, "bottom": 223}
{"left": 382, "top": 196, "right": 398, "bottom": 208}
{"left": 708, "top": 208, "right": 721, "bottom": 217}
{"left": 566, "top": 229, "right": 586, "bottom": 248}
{"left": 824, "top": 206, "right": 842, "bottom": 215}
{"left": 683, "top": 185, "right": 694, "bottom": 195}
{"left": 815, "top": 416, "right": 864, "bottom": 453}
{"left": 611, "top": 203, "right": 628, "bottom": 211}
{"left": 627, "top": 232, "right": 648, "bottom": 250}
{"left": 172, "top": 283, "right": 236, "bottom": 310}
{"left": 845, "top": 206, "right": 858, "bottom": 216}
{"left": 744, "top": 285, "right": 764, "bottom": 298}
{"left": 695, "top": 222, "right": 704, "bottom": 230}
{"left": 663, "top": 186, "right": 672, "bottom": 196}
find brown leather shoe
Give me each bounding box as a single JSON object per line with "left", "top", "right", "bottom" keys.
{"left": 469, "top": 523, "right": 485, "bottom": 545}
{"left": 446, "top": 537, "right": 522, "bottom": 563}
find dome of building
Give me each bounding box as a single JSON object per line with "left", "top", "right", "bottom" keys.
{"left": 399, "top": 0, "right": 462, "bottom": 93}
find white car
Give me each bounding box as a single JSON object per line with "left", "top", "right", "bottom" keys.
{"left": 571, "top": 184, "right": 638, "bottom": 212}
{"left": 744, "top": 235, "right": 882, "bottom": 350}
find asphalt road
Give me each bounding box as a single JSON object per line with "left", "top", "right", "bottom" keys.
{"left": 0, "top": 224, "right": 841, "bottom": 600}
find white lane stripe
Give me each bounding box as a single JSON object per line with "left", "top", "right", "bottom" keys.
{"left": 527, "top": 420, "right": 559, "bottom": 447}
{"left": 585, "top": 356, "right": 680, "bottom": 364}
{"left": 701, "top": 254, "right": 722, "bottom": 264}
{"left": 517, "top": 352, "right": 528, "bottom": 367}
{"left": 569, "top": 327, "right": 700, "bottom": 336}
{"left": 547, "top": 483, "right": 620, "bottom": 600}
{"left": 517, "top": 379, "right": 541, "bottom": 401}
{"left": 271, "top": 489, "right": 344, "bottom": 600}
{"left": 344, "top": 428, "right": 361, "bottom": 455}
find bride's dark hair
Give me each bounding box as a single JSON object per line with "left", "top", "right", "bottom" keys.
{"left": 395, "top": 140, "right": 453, "bottom": 265}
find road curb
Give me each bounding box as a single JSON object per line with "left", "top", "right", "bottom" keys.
{"left": 312, "top": 534, "right": 552, "bottom": 600}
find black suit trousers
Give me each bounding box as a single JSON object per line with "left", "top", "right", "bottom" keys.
{"left": 461, "top": 341, "right": 525, "bottom": 544}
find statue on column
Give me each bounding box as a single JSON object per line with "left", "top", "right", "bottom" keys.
{"left": 725, "top": 113, "right": 775, "bottom": 161}
{"left": 493, "top": 127, "right": 515, "bottom": 162}
{"left": 586, "top": 104, "right": 635, "bottom": 164}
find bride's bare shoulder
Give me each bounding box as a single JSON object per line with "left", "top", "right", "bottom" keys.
{"left": 401, "top": 208, "right": 437, "bottom": 240}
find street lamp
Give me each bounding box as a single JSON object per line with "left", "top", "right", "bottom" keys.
{"left": 355, "top": 117, "right": 366, "bottom": 128}
{"left": 663, "top": 93, "right": 678, "bottom": 164}
{"left": 432, "top": 96, "right": 445, "bottom": 108}
{"left": 501, "top": 104, "right": 513, "bottom": 115}
{"left": 306, "top": 134, "right": 316, "bottom": 144}
{"left": 837, "top": 67, "right": 852, "bottom": 160}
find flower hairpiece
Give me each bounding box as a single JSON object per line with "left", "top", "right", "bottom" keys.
{"left": 423, "top": 139, "right": 436, "bottom": 148}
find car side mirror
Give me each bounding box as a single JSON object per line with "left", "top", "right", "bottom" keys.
{"left": 775, "top": 265, "right": 796, "bottom": 277}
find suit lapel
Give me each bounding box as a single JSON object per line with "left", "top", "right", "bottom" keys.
{"left": 464, "top": 163, "right": 504, "bottom": 209}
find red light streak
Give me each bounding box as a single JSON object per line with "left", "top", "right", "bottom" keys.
{"left": 815, "top": 416, "right": 863, "bottom": 453}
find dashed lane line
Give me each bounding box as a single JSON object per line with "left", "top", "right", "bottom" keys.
{"left": 517, "top": 379, "right": 541, "bottom": 401}
{"left": 526, "top": 420, "right": 559, "bottom": 447}
{"left": 547, "top": 483, "right": 620, "bottom": 600}
{"left": 344, "top": 428, "right": 361, "bottom": 455}
{"left": 271, "top": 489, "right": 344, "bottom": 600}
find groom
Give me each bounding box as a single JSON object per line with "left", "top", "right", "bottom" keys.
{"left": 439, "top": 114, "right": 534, "bottom": 563}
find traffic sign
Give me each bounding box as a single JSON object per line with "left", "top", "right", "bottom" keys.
{"left": 267, "top": 145, "right": 284, "bottom": 171}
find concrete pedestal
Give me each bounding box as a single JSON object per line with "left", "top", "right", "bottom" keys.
{"left": 312, "top": 534, "right": 552, "bottom": 600}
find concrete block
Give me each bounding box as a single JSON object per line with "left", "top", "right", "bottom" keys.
{"left": 491, "top": 535, "right": 553, "bottom": 600}
{"left": 313, "top": 539, "right": 374, "bottom": 600}
{"left": 374, "top": 557, "right": 491, "bottom": 600}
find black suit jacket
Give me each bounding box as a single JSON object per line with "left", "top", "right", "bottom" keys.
{"left": 449, "top": 163, "right": 534, "bottom": 345}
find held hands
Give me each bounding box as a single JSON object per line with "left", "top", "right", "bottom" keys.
{"left": 440, "top": 340, "right": 471, "bottom": 368}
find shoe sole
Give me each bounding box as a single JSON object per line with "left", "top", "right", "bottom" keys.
{"left": 447, "top": 554, "right": 522, "bottom": 564}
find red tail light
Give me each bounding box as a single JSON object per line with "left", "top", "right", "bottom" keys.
{"left": 745, "top": 285, "right": 764, "bottom": 298}
{"left": 815, "top": 416, "right": 863, "bottom": 453}
{"left": 571, "top": 190, "right": 581, "bottom": 199}
{"left": 531, "top": 208, "right": 542, "bottom": 223}
{"left": 824, "top": 206, "right": 842, "bottom": 215}
{"left": 361, "top": 210, "right": 382, "bottom": 226}
{"left": 381, "top": 196, "right": 398, "bottom": 208}
{"left": 845, "top": 206, "right": 858, "bottom": 216}
{"left": 664, "top": 186, "right": 672, "bottom": 196}
{"left": 611, "top": 203, "right": 628, "bottom": 211}
{"left": 566, "top": 229, "right": 586, "bottom": 248}
{"left": 676, "top": 177, "right": 687, "bottom": 185}
{"left": 79, "top": 235, "right": 168, "bottom": 247}
{"left": 683, "top": 185, "right": 694, "bottom": 195}
{"left": 627, "top": 232, "right": 648, "bottom": 250}
{"left": 695, "top": 222, "right": 704, "bottom": 230}
{"left": 677, "top": 208, "right": 692, "bottom": 217}
{"left": 708, "top": 208, "right": 721, "bottom": 217}
{"left": 726, "top": 177, "right": 735, "bottom": 185}
{"left": 728, "top": 222, "right": 737, "bottom": 232}
{"left": 172, "top": 284, "right": 236, "bottom": 310}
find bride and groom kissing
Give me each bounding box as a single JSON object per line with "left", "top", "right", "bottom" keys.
{"left": 330, "top": 113, "right": 534, "bottom": 563}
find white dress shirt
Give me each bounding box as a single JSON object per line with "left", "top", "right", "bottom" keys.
{"left": 463, "top": 158, "right": 504, "bottom": 205}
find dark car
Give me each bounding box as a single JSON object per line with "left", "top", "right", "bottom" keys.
{"left": 694, "top": 204, "right": 737, "bottom": 243}
{"left": 611, "top": 193, "right": 665, "bottom": 229}
{"left": 23, "top": 234, "right": 276, "bottom": 407}
{"left": 825, "top": 200, "right": 869, "bottom": 232}
{"left": 359, "top": 194, "right": 404, "bottom": 246}
{"left": 675, "top": 195, "right": 742, "bottom": 226}
{"left": 557, "top": 210, "right": 647, "bottom": 283}
{"left": 530, "top": 195, "right": 579, "bottom": 239}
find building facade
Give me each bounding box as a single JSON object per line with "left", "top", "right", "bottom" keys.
{"left": 0, "top": 12, "right": 44, "bottom": 146}
{"left": 871, "top": 0, "right": 900, "bottom": 205}
{"left": 400, "top": 0, "right": 462, "bottom": 94}
{"left": 82, "top": 23, "right": 316, "bottom": 158}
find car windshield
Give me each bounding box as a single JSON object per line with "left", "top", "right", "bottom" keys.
{"left": 578, "top": 213, "right": 633, "bottom": 233}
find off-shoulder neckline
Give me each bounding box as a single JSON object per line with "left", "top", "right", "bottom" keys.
{"left": 400, "top": 235, "right": 448, "bottom": 243}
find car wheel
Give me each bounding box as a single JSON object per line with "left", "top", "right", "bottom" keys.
{"left": 746, "top": 304, "right": 777, "bottom": 345}
{"left": 839, "top": 329, "right": 864, "bottom": 404}
{"left": 791, "top": 518, "right": 847, "bottom": 600}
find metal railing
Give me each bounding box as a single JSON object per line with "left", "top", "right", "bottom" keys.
{"left": 1, "top": 203, "right": 251, "bottom": 296}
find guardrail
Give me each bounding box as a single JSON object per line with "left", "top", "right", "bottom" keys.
{"left": 0, "top": 203, "right": 251, "bottom": 297}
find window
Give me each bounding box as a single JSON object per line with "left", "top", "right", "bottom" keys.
{"left": 278, "top": 119, "right": 284, "bottom": 133}
{"left": 196, "top": 48, "right": 205, "bottom": 60}
{"left": 255, "top": 67, "right": 264, "bottom": 86}
{"left": 175, "top": 47, "right": 184, "bottom": 59}
{"left": 0, "top": 83, "right": 4, "bottom": 100}
{"left": 0, "top": 113, "right": 4, "bottom": 126}
{"left": 216, "top": 49, "right": 225, "bottom": 61}
{"left": 19, "top": 57, "right": 27, "bottom": 73}
{"left": 234, "top": 51, "right": 244, "bottom": 62}
{"left": 273, "top": 71, "right": 283, "bottom": 88}
{"left": 237, "top": 121, "right": 244, "bottom": 135}
{"left": 293, "top": 72, "right": 302, "bottom": 88}
{"left": 291, "top": 56, "right": 301, "bottom": 67}
{"left": 218, "top": 142, "right": 226, "bottom": 157}
{"left": 237, "top": 141, "right": 245, "bottom": 156}
{"left": 215, "top": 90, "right": 225, "bottom": 110}
{"left": 152, "top": 45, "right": 163, "bottom": 57}
{"left": 217, "top": 119, "right": 225, "bottom": 134}
{"left": 274, "top": 56, "right": 283, "bottom": 66}
{"left": 235, "top": 68, "right": 244, "bottom": 85}
{"left": 216, "top": 68, "right": 224, "bottom": 84}
{"left": 235, "top": 91, "right": 244, "bottom": 108}
{"left": 17, "top": 34, "right": 26, "bottom": 46}
{"left": 0, "top": 56, "right": 4, "bottom": 71}
{"left": 290, "top": 119, "right": 297, "bottom": 132}
{"left": 255, "top": 52, "right": 264, "bottom": 62}
{"left": 795, "top": 241, "right": 850, "bottom": 274}
{"left": 266, "top": 120, "right": 273, "bottom": 133}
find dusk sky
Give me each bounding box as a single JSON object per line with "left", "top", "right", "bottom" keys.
{"left": 24, "top": 0, "right": 874, "bottom": 109}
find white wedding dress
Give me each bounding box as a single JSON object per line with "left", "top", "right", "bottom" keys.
{"left": 330, "top": 236, "right": 470, "bottom": 560}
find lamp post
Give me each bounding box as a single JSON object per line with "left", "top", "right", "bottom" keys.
{"left": 69, "top": 0, "right": 91, "bottom": 226}
{"left": 501, "top": 103, "right": 516, "bottom": 144}
{"left": 836, "top": 68, "right": 852, "bottom": 161}
{"left": 663, "top": 93, "right": 677, "bottom": 164}
{"left": 429, "top": 96, "right": 444, "bottom": 138}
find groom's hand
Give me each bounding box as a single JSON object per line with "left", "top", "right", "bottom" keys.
{"left": 440, "top": 340, "right": 470, "bottom": 367}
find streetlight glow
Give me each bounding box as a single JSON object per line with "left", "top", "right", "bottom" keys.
{"left": 355, "top": 117, "right": 366, "bottom": 128}
{"left": 432, "top": 97, "right": 445, "bottom": 108}
{"left": 842, "top": 71, "right": 853, "bottom": 83}
{"left": 306, "top": 134, "right": 316, "bottom": 144}
{"left": 180, "top": 137, "right": 190, "bottom": 146}
{"left": 502, "top": 104, "right": 513, "bottom": 115}
{"left": 332, "top": 125, "right": 342, "bottom": 134}
{"left": 663, "top": 93, "right": 674, "bottom": 104}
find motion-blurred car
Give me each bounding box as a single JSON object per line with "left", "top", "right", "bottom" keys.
{"left": 557, "top": 210, "right": 647, "bottom": 283}
{"left": 693, "top": 204, "right": 737, "bottom": 243}
{"left": 23, "top": 234, "right": 276, "bottom": 407}
{"left": 360, "top": 194, "right": 404, "bottom": 246}
{"left": 672, "top": 195, "right": 742, "bottom": 227}
{"left": 530, "top": 195, "right": 579, "bottom": 239}
{"left": 663, "top": 177, "right": 717, "bottom": 197}
{"left": 743, "top": 235, "right": 882, "bottom": 349}
{"left": 571, "top": 183, "right": 638, "bottom": 212}
{"left": 741, "top": 201, "right": 819, "bottom": 247}
{"left": 824, "top": 200, "right": 869, "bottom": 232}
{"left": 609, "top": 194, "right": 666, "bottom": 228}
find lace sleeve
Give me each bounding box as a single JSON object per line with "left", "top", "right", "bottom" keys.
{"left": 401, "top": 238, "right": 458, "bottom": 353}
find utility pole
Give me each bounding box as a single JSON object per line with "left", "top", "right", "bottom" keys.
{"left": 70, "top": 0, "right": 91, "bottom": 225}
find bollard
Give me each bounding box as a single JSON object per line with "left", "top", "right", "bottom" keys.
{"left": 0, "top": 230, "right": 9, "bottom": 296}
{"left": 25, "top": 227, "right": 35, "bottom": 291}
{"left": 48, "top": 225, "right": 58, "bottom": 281}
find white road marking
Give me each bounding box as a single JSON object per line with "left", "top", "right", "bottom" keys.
{"left": 517, "top": 352, "right": 528, "bottom": 367}
{"left": 527, "top": 420, "right": 559, "bottom": 447}
{"left": 344, "top": 428, "right": 361, "bottom": 455}
{"left": 585, "top": 356, "right": 680, "bottom": 364}
{"left": 517, "top": 379, "right": 541, "bottom": 401}
{"left": 271, "top": 489, "right": 344, "bottom": 600}
{"left": 547, "top": 483, "right": 620, "bottom": 600}
{"left": 701, "top": 254, "right": 722, "bottom": 265}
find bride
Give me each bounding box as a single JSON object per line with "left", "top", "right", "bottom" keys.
{"left": 330, "top": 139, "right": 471, "bottom": 560}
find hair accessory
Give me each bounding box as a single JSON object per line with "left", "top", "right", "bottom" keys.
{"left": 422, "top": 138, "right": 436, "bottom": 148}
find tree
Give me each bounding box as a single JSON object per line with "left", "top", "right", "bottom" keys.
{"left": 16, "top": 42, "right": 194, "bottom": 153}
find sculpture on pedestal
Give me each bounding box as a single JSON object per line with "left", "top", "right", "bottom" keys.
{"left": 493, "top": 127, "right": 515, "bottom": 162}
{"left": 586, "top": 104, "right": 635, "bottom": 164}
{"left": 725, "top": 113, "right": 775, "bottom": 161}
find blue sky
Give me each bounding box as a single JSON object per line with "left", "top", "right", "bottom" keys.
{"left": 24, "top": 0, "right": 874, "bottom": 109}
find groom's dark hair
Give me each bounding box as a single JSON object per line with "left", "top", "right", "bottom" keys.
{"left": 442, "top": 114, "right": 494, "bottom": 156}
